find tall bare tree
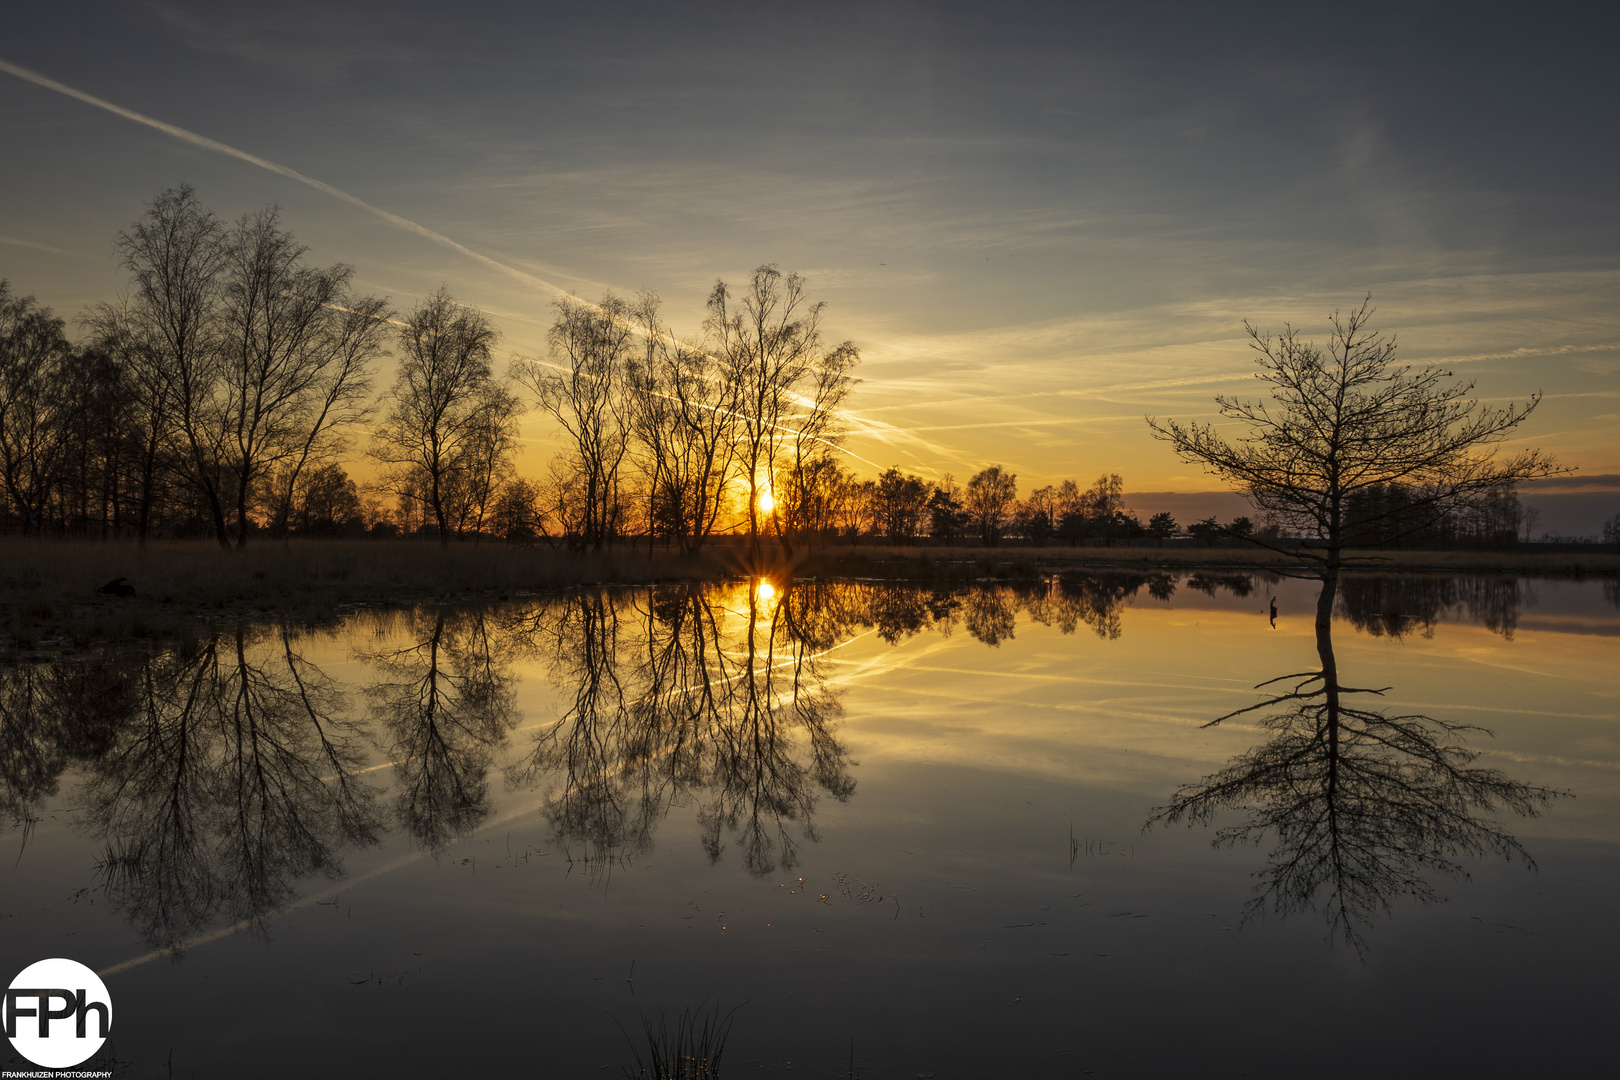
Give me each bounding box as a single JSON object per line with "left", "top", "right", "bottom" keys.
{"left": 370, "top": 288, "right": 503, "bottom": 545}
{"left": 707, "top": 266, "right": 858, "bottom": 558}
{"left": 622, "top": 294, "right": 741, "bottom": 555}
{"left": 113, "top": 185, "right": 232, "bottom": 547}
{"left": 443, "top": 382, "right": 522, "bottom": 539}
{"left": 220, "top": 207, "right": 390, "bottom": 546}
{"left": 515, "top": 293, "right": 635, "bottom": 551}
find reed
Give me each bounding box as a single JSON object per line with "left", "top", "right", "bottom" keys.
{"left": 618, "top": 1001, "right": 742, "bottom": 1080}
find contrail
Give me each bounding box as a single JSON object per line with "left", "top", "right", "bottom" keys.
{"left": 0, "top": 57, "right": 1004, "bottom": 475}
{"left": 0, "top": 57, "right": 570, "bottom": 299}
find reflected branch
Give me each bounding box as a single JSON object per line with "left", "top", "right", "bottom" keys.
{"left": 82, "top": 629, "right": 380, "bottom": 952}
{"left": 509, "top": 580, "right": 855, "bottom": 877}
{"left": 1149, "top": 578, "right": 1565, "bottom": 953}
{"left": 361, "top": 610, "right": 519, "bottom": 850}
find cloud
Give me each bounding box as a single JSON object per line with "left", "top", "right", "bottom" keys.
{"left": 1523, "top": 473, "right": 1620, "bottom": 492}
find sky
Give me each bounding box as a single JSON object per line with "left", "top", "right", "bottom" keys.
{"left": 2, "top": 1, "right": 1617, "bottom": 531}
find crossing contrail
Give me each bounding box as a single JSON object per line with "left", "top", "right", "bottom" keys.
{"left": 0, "top": 56, "right": 570, "bottom": 299}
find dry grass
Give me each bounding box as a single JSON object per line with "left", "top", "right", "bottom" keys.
{"left": 0, "top": 538, "right": 742, "bottom": 654}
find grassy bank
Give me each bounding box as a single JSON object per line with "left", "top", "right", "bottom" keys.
{"left": 0, "top": 538, "right": 1614, "bottom": 653}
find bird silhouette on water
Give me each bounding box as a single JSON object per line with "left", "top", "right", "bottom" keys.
{"left": 1268, "top": 595, "right": 1278, "bottom": 628}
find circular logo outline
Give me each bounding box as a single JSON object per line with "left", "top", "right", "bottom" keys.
{"left": 4, "top": 958, "right": 113, "bottom": 1070}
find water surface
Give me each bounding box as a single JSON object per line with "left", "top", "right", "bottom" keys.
{"left": 3, "top": 573, "right": 1616, "bottom": 1076}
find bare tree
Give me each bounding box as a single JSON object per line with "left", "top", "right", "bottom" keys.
{"left": 622, "top": 294, "right": 741, "bottom": 556}
{"left": 259, "top": 293, "right": 391, "bottom": 539}
{"left": 780, "top": 456, "right": 850, "bottom": 546}
{"left": 1067, "top": 472, "right": 1135, "bottom": 545}
{"left": 84, "top": 298, "right": 176, "bottom": 544}
{"left": 113, "top": 185, "right": 233, "bottom": 547}
{"left": 928, "top": 475, "right": 967, "bottom": 544}
{"left": 443, "top": 382, "right": 522, "bottom": 539}
{"left": 778, "top": 339, "right": 859, "bottom": 553}
{"left": 370, "top": 288, "right": 502, "bottom": 545}
{"left": 0, "top": 283, "right": 76, "bottom": 532}
{"left": 1148, "top": 297, "right": 1565, "bottom": 622}
{"left": 1018, "top": 484, "right": 1060, "bottom": 545}
{"left": 219, "top": 207, "right": 390, "bottom": 546}
{"left": 707, "top": 266, "right": 858, "bottom": 559}
{"left": 515, "top": 293, "right": 635, "bottom": 551}
{"left": 490, "top": 477, "right": 544, "bottom": 543}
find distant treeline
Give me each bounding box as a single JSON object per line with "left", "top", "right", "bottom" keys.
{"left": 0, "top": 185, "right": 1556, "bottom": 551}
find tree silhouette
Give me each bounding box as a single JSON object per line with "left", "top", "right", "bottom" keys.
{"left": 1149, "top": 298, "right": 1564, "bottom": 616}
{"left": 370, "top": 289, "right": 512, "bottom": 545}
{"left": 965, "top": 465, "right": 1017, "bottom": 546}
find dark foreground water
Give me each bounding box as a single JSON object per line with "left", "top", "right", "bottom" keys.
{"left": 3, "top": 572, "right": 1617, "bottom": 1077}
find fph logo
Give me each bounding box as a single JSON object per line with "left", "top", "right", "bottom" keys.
{"left": 4, "top": 959, "right": 112, "bottom": 1070}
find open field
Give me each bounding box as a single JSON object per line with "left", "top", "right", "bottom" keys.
{"left": 0, "top": 538, "right": 1615, "bottom": 654}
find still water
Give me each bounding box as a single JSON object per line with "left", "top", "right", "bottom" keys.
{"left": 3, "top": 573, "right": 1617, "bottom": 1077}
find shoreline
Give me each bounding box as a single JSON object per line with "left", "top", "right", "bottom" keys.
{"left": 798, "top": 544, "right": 1620, "bottom": 579}
{"left": 0, "top": 539, "right": 1614, "bottom": 655}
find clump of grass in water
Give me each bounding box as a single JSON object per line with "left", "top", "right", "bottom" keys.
{"left": 618, "top": 1001, "right": 742, "bottom": 1079}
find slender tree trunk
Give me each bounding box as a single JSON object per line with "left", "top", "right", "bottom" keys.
{"left": 234, "top": 467, "right": 253, "bottom": 549}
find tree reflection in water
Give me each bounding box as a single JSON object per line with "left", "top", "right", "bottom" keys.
{"left": 503, "top": 574, "right": 1187, "bottom": 873}
{"left": 0, "top": 661, "right": 128, "bottom": 851}
{"left": 509, "top": 580, "right": 854, "bottom": 876}
{"left": 7, "top": 570, "right": 1531, "bottom": 954}
{"left": 360, "top": 610, "right": 520, "bottom": 850}
{"left": 80, "top": 626, "right": 380, "bottom": 952}
{"left": 1148, "top": 577, "right": 1562, "bottom": 952}
{"left": 1337, "top": 574, "right": 1526, "bottom": 639}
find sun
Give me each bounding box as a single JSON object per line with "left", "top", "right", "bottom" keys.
{"left": 755, "top": 579, "right": 777, "bottom": 602}
{"left": 757, "top": 488, "right": 775, "bottom": 513}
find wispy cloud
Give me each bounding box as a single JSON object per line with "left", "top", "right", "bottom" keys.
{"left": 0, "top": 235, "right": 74, "bottom": 256}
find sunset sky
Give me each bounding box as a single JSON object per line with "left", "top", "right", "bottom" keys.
{"left": 3, "top": 1, "right": 1617, "bottom": 530}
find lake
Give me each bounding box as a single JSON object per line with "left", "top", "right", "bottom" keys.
{"left": 3, "top": 572, "right": 1617, "bottom": 1077}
